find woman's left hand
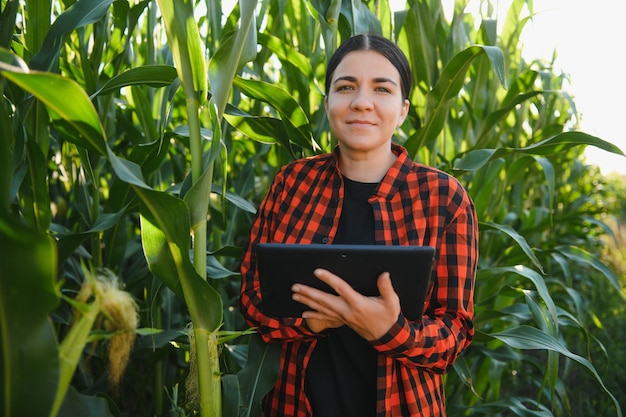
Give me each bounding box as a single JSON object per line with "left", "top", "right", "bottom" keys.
{"left": 291, "top": 268, "right": 401, "bottom": 340}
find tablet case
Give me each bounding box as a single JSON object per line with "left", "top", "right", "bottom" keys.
{"left": 254, "top": 243, "right": 435, "bottom": 320}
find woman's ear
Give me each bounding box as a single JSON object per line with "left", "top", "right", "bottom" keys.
{"left": 397, "top": 99, "right": 410, "bottom": 127}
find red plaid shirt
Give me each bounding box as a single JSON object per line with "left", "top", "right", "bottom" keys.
{"left": 240, "top": 144, "right": 478, "bottom": 417}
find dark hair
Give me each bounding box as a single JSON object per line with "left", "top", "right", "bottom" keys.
{"left": 325, "top": 34, "right": 412, "bottom": 100}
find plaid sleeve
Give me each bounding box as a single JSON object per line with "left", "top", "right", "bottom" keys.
{"left": 371, "top": 176, "right": 478, "bottom": 373}
{"left": 239, "top": 167, "right": 318, "bottom": 343}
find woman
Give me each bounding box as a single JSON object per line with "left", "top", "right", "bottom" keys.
{"left": 240, "top": 33, "right": 478, "bottom": 417}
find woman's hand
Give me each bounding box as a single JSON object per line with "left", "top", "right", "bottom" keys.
{"left": 291, "top": 268, "right": 401, "bottom": 340}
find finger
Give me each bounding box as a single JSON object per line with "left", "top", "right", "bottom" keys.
{"left": 291, "top": 282, "right": 337, "bottom": 301}
{"left": 313, "top": 268, "right": 359, "bottom": 299}
{"left": 376, "top": 272, "right": 395, "bottom": 298}
{"left": 377, "top": 272, "right": 401, "bottom": 316}
{"left": 301, "top": 310, "right": 338, "bottom": 321}
{"left": 303, "top": 316, "right": 344, "bottom": 333}
{"left": 292, "top": 286, "right": 339, "bottom": 316}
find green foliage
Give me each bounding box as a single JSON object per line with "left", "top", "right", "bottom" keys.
{"left": 0, "top": 216, "right": 59, "bottom": 417}
{"left": 1, "top": 0, "right": 625, "bottom": 416}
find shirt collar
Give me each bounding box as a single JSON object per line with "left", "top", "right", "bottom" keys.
{"left": 376, "top": 143, "right": 411, "bottom": 199}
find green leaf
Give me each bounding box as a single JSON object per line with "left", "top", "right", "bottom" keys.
{"left": 476, "top": 91, "right": 543, "bottom": 148}
{"left": 0, "top": 95, "right": 12, "bottom": 213}
{"left": 0, "top": 216, "right": 59, "bottom": 417}
{"left": 53, "top": 271, "right": 102, "bottom": 417}
{"left": 184, "top": 156, "right": 214, "bottom": 230}
{"left": 217, "top": 328, "right": 257, "bottom": 345}
{"left": 238, "top": 334, "right": 281, "bottom": 417}
{"left": 453, "top": 148, "right": 496, "bottom": 171}
{"left": 482, "top": 265, "right": 558, "bottom": 328}
{"left": 0, "top": 1, "right": 19, "bottom": 49}
{"left": 221, "top": 374, "right": 240, "bottom": 417}
{"left": 136, "top": 192, "right": 187, "bottom": 301}
{"left": 155, "top": 0, "right": 207, "bottom": 102}
{"left": 106, "top": 148, "right": 148, "bottom": 188}
{"left": 522, "top": 292, "right": 560, "bottom": 401}
{"left": 211, "top": 184, "right": 257, "bottom": 214}
{"left": 480, "top": 222, "right": 544, "bottom": 273}
{"left": 257, "top": 33, "right": 313, "bottom": 79}
{"left": 91, "top": 65, "right": 178, "bottom": 97}
{"left": 454, "top": 131, "right": 626, "bottom": 171}
{"left": 233, "top": 76, "right": 316, "bottom": 151}
{"left": 341, "top": 0, "right": 382, "bottom": 35}
{"left": 308, "top": 0, "right": 341, "bottom": 58}
{"left": 23, "top": 136, "right": 52, "bottom": 231}
{"left": 0, "top": 47, "right": 29, "bottom": 70}
{"left": 406, "top": 45, "right": 506, "bottom": 156}
{"left": 207, "top": 257, "right": 239, "bottom": 280}
{"left": 555, "top": 245, "right": 624, "bottom": 296}
{"left": 489, "top": 325, "right": 622, "bottom": 416}
{"left": 451, "top": 357, "right": 480, "bottom": 398}
{"left": 208, "top": 0, "right": 258, "bottom": 120}
{"left": 224, "top": 112, "right": 291, "bottom": 148}
{"left": 136, "top": 187, "right": 222, "bottom": 331}
{"left": 399, "top": 4, "right": 437, "bottom": 93}
{"left": 57, "top": 386, "right": 113, "bottom": 417}
{"left": 29, "top": 0, "right": 113, "bottom": 71}
{"left": 454, "top": 396, "right": 553, "bottom": 416}
{"left": 0, "top": 69, "right": 107, "bottom": 155}
{"left": 533, "top": 156, "right": 555, "bottom": 224}
{"left": 56, "top": 207, "right": 130, "bottom": 265}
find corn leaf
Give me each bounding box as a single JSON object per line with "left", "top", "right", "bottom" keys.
{"left": 406, "top": 44, "right": 506, "bottom": 157}
{"left": 155, "top": 0, "right": 207, "bottom": 102}
{"left": 0, "top": 69, "right": 107, "bottom": 155}
{"left": 455, "top": 131, "right": 626, "bottom": 171}
{"left": 489, "top": 325, "right": 622, "bottom": 416}
{"left": 555, "top": 245, "right": 625, "bottom": 296}
{"left": 91, "top": 65, "right": 178, "bottom": 97}
{"left": 29, "top": 0, "right": 113, "bottom": 71}
{"left": 480, "top": 222, "right": 544, "bottom": 273}
{"left": 0, "top": 216, "right": 58, "bottom": 417}
{"left": 136, "top": 187, "right": 222, "bottom": 332}
{"left": 237, "top": 334, "right": 281, "bottom": 417}
{"left": 233, "top": 76, "right": 315, "bottom": 150}
{"left": 208, "top": 0, "right": 258, "bottom": 120}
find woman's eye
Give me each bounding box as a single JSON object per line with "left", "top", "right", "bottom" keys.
{"left": 337, "top": 85, "right": 354, "bottom": 92}
{"left": 375, "top": 86, "right": 391, "bottom": 93}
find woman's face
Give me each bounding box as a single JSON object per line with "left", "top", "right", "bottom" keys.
{"left": 325, "top": 50, "right": 409, "bottom": 157}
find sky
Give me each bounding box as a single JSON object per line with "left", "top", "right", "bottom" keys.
{"left": 523, "top": 1, "right": 626, "bottom": 176}
{"left": 437, "top": 0, "right": 626, "bottom": 175}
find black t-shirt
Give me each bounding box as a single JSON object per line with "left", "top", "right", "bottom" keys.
{"left": 305, "top": 177, "right": 379, "bottom": 417}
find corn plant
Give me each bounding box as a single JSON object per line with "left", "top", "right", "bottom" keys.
{"left": 1, "top": 0, "right": 624, "bottom": 416}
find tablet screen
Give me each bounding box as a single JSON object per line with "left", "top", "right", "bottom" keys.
{"left": 254, "top": 243, "right": 435, "bottom": 320}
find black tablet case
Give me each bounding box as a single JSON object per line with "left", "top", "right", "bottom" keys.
{"left": 254, "top": 243, "right": 435, "bottom": 320}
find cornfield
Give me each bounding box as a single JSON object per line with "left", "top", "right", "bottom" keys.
{"left": 1, "top": 0, "right": 625, "bottom": 416}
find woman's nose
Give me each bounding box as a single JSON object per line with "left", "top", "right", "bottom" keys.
{"left": 351, "top": 89, "right": 373, "bottom": 110}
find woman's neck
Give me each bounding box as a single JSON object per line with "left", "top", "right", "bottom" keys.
{"left": 338, "top": 147, "right": 396, "bottom": 183}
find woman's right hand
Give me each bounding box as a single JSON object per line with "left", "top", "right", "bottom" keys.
{"left": 292, "top": 269, "right": 401, "bottom": 340}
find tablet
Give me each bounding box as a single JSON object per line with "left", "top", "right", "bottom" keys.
{"left": 254, "top": 243, "right": 435, "bottom": 320}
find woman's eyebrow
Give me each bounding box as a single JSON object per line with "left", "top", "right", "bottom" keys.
{"left": 373, "top": 77, "right": 398, "bottom": 85}
{"left": 332, "top": 75, "right": 398, "bottom": 85}
{"left": 332, "top": 75, "right": 357, "bottom": 84}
